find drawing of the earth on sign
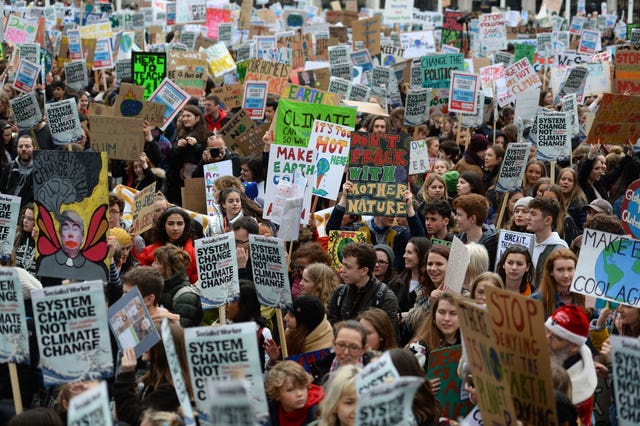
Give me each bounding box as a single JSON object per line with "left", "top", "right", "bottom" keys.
{"left": 620, "top": 179, "right": 640, "bottom": 239}
{"left": 595, "top": 238, "right": 640, "bottom": 305}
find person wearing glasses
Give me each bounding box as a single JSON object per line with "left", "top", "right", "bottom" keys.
{"left": 310, "top": 320, "right": 373, "bottom": 385}
{"left": 373, "top": 244, "right": 396, "bottom": 285}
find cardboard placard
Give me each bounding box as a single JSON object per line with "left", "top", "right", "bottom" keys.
{"left": 148, "top": 78, "right": 191, "bottom": 131}
{"left": 586, "top": 93, "right": 640, "bottom": 145}
{"left": 181, "top": 178, "right": 206, "bottom": 214}
{"left": 533, "top": 111, "right": 571, "bottom": 161}
{"left": 89, "top": 115, "right": 144, "bottom": 161}
{"left": 352, "top": 16, "right": 381, "bottom": 56}
{"left": 131, "top": 182, "right": 156, "bottom": 234}
{"left": 167, "top": 51, "right": 207, "bottom": 97}
{"left": 280, "top": 83, "right": 342, "bottom": 106}
{"left": 494, "top": 230, "right": 535, "bottom": 270}
{"left": 211, "top": 84, "right": 244, "bottom": 109}
{"left": 448, "top": 71, "right": 479, "bottom": 114}
{"left": 243, "top": 59, "right": 291, "bottom": 96}
{"left": 0, "top": 195, "right": 21, "bottom": 257}
{"left": 219, "top": 109, "right": 257, "bottom": 150}
{"left": 10, "top": 92, "right": 41, "bottom": 130}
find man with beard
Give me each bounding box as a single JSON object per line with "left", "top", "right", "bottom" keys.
{"left": 0, "top": 135, "right": 35, "bottom": 207}
{"left": 545, "top": 304, "right": 597, "bottom": 426}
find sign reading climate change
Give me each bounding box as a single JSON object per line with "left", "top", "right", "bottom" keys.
{"left": 194, "top": 233, "right": 239, "bottom": 309}
{"left": 185, "top": 322, "right": 268, "bottom": 424}
{"left": 571, "top": 230, "right": 640, "bottom": 307}
{"left": 31, "top": 281, "right": 113, "bottom": 385}
{"left": 0, "top": 268, "right": 29, "bottom": 364}
{"left": 347, "top": 132, "right": 411, "bottom": 216}
{"left": 248, "top": 235, "right": 291, "bottom": 309}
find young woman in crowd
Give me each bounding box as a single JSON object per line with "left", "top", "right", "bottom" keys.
{"left": 456, "top": 171, "right": 486, "bottom": 197}
{"left": 483, "top": 144, "right": 504, "bottom": 191}
{"left": 299, "top": 263, "right": 340, "bottom": 307}
{"left": 541, "top": 184, "right": 579, "bottom": 246}
{"left": 125, "top": 152, "right": 159, "bottom": 191}
{"left": 496, "top": 245, "right": 535, "bottom": 295}
{"left": 313, "top": 365, "right": 360, "bottom": 426}
{"left": 13, "top": 202, "right": 36, "bottom": 275}
{"left": 421, "top": 174, "right": 448, "bottom": 203}
{"left": 530, "top": 249, "right": 586, "bottom": 319}
{"left": 522, "top": 160, "right": 546, "bottom": 196}
{"left": 463, "top": 243, "right": 489, "bottom": 294}
{"left": 557, "top": 168, "right": 588, "bottom": 231}
{"left": 357, "top": 308, "right": 398, "bottom": 352}
{"left": 218, "top": 187, "right": 261, "bottom": 232}
{"left": 135, "top": 207, "right": 198, "bottom": 283}
{"left": 469, "top": 272, "right": 504, "bottom": 304}
{"left": 154, "top": 244, "right": 203, "bottom": 327}
{"left": 389, "top": 237, "right": 431, "bottom": 315}
{"left": 373, "top": 244, "right": 396, "bottom": 285}
{"left": 508, "top": 196, "right": 533, "bottom": 233}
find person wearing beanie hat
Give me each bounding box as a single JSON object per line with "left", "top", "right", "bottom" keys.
{"left": 509, "top": 195, "right": 533, "bottom": 232}
{"left": 545, "top": 304, "right": 597, "bottom": 426}
{"left": 455, "top": 133, "right": 488, "bottom": 177}
{"left": 265, "top": 296, "right": 333, "bottom": 363}
{"left": 442, "top": 170, "right": 459, "bottom": 200}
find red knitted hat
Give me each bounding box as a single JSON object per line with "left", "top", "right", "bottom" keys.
{"left": 544, "top": 304, "right": 589, "bottom": 346}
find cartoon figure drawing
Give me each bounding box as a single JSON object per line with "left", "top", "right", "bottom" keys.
{"left": 37, "top": 208, "right": 108, "bottom": 281}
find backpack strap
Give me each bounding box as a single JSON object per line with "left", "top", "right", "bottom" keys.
{"left": 173, "top": 285, "right": 201, "bottom": 307}
{"left": 335, "top": 284, "right": 348, "bottom": 309}
{"left": 373, "top": 282, "right": 388, "bottom": 308}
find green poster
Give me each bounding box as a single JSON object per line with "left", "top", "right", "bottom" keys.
{"left": 420, "top": 53, "right": 464, "bottom": 89}
{"left": 132, "top": 52, "right": 167, "bottom": 100}
{"left": 514, "top": 43, "right": 535, "bottom": 67}
{"left": 274, "top": 99, "right": 357, "bottom": 147}
{"left": 426, "top": 345, "right": 473, "bottom": 419}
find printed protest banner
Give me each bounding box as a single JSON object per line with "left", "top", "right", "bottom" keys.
{"left": 556, "top": 67, "right": 589, "bottom": 104}
{"left": 409, "top": 139, "right": 429, "bottom": 174}
{"left": 33, "top": 151, "right": 109, "bottom": 281}
{"left": 93, "top": 38, "right": 113, "bottom": 70}
{"left": 18, "top": 43, "right": 40, "bottom": 65}
{"left": 194, "top": 233, "right": 239, "bottom": 309}
{"left": 281, "top": 83, "right": 342, "bottom": 106}
{"left": 89, "top": 115, "right": 145, "bottom": 160}
{"left": 248, "top": 235, "right": 292, "bottom": 309}
{"left": 243, "top": 81, "right": 268, "bottom": 120}
{"left": 427, "top": 345, "right": 472, "bottom": 418}
{"left": 328, "top": 230, "right": 369, "bottom": 269}
{"left": 456, "top": 298, "right": 517, "bottom": 425}
{"left": 32, "top": 281, "right": 113, "bottom": 385}
{"left": 131, "top": 182, "right": 156, "bottom": 234}
{"left": 495, "top": 142, "right": 531, "bottom": 192}
{"left": 10, "top": 92, "right": 41, "bottom": 130}
{"left": 356, "top": 352, "right": 400, "bottom": 396}
{"left": 621, "top": 179, "right": 640, "bottom": 240}
{"left": 478, "top": 12, "right": 507, "bottom": 52}
{"left": 116, "top": 60, "right": 132, "bottom": 83}
{"left": 4, "top": 15, "right": 38, "bottom": 45}
{"left": 610, "top": 335, "right": 640, "bottom": 425}
{"left": 448, "top": 71, "right": 479, "bottom": 114}
{"left": 356, "top": 377, "right": 423, "bottom": 426}
{"left": 161, "top": 318, "right": 196, "bottom": 425}
{"left": 148, "top": 78, "right": 190, "bottom": 131}
{"left": 67, "top": 381, "right": 111, "bottom": 426}
{"left": 204, "top": 160, "right": 233, "bottom": 216}
{"left": 347, "top": 132, "right": 410, "bottom": 216}
{"left": 583, "top": 62, "right": 611, "bottom": 96}
{"left": 586, "top": 93, "right": 640, "bottom": 145}
{"left": 571, "top": 230, "right": 640, "bottom": 307}
{"left": 107, "top": 286, "right": 160, "bottom": 357}
{"left": 67, "top": 29, "right": 83, "bottom": 61}
{"left": 175, "top": 0, "right": 206, "bottom": 23}
{"left": 562, "top": 93, "right": 579, "bottom": 135}
{"left": 615, "top": 46, "right": 640, "bottom": 94}
{"left": 0, "top": 195, "right": 20, "bottom": 257}
{"left": 204, "top": 42, "right": 236, "bottom": 78}
{"left": 404, "top": 90, "right": 430, "bottom": 126}
{"left": 0, "top": 268, "right": 29, "bottom": 364}
{"left": 185, "top": 323, "right": 269, "bottom": 423}
{"left": 352, "top": 16, "right": 381, "bottom": 56}
{"left": 534, "top": 111, "right": 571, "bottom": 161}
{"left": 45, "top": 98, "right": 83, "bottom": 144}
{"left": 132, "top": 52, "right": 167, "bottom": 99}
{"left": 208, "top": 380, "right": 256, "bottom": 425}
{"left": 310, "top": 119, "right": 352, "bottom": 200}
{"left": 64, "top": 61, "right": 89, "bottom": 91}
{"left": 578, "top": 29, "right": 600, "bottom": 55}
{"left": 420, "top": 53, "right": 465, "bottom": 89}
{"left": 14, "top": 59, "right": 40, "bottom": 93}
{"left": 167, "top": 51, "right": 207, "bottom": 97}
{"left": 384, "top": 0, "right": 411, "bottom": 25}
{"left": 460, "top": 91, "right": 485, "bottom": 128}
{"left": 243, "top": 59, "right": 290, "bottom": 96}
{"left": 495, "top": 230, "right": 535, "bottom": 270}
{"left": 504, "top": 58, "right": 542, "bottom": 103}
{"left": 485, "top": 286, "right": 557, "bottom": 425}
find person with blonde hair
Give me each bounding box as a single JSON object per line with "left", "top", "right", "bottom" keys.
{"left": 300, "top": 263, "right": 340, "bottom": 307}
{"left": 463, "top": 242, "right": 489, "bottom": 294}
{"left": 314, "top": 365, "right": 360, "bottom": 426}
{"left": 140, "top": 409, "right": 182, "bottom": 426}
{"left": 469, "top": 272, "right": 504, "bottom": 304}
{"left": 265, "top": 360, "right": 325, "bottom": 425}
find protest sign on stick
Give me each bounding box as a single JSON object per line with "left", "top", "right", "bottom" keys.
{"left": 67, "top": 381, "right": 111, "bottom": 426}
{"left": 161, "top": 318, "right": 196, "bottom": 425}
{"left": 107, "top": 286, "right": 160, "bottom": 357}
{"left": 610, "top": 335, "right": 640, "bottom": 425}
{"left": 356, "top": 377, "right": 423, "bottom": 426}
{"left": 10, "top": 92, "right": 41, "bottom": 130}
{"left": 495, "top": 142, "right": 531, "bottom": 226}
{"left": 132, "top": 52, "right": 167, "bottom": 99}
{"left": 586, "top": 93, "right": 640, "bottom": 145}
{"left": 32, "top": 281, "right": 113, "bottom": 385}
{"left": 310, "top": 119, "right": 352, "bottom": 200}
{"left": 131, "top": 182, "right": 156, "bottom": 234}
{"left": 0, "top": 195, "right": 21, "bottom": 257}
{"left": 427, "top": 345, "right": 473, "bottom": 418}
{"left": 45, "top": 98, "right": 83, "bottom": 144}
{"left": 194, "top": 233, "right": 239, "bottom": 313}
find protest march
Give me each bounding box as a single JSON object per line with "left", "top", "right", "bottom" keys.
{"left": 2, "top": 0, "right": 640, "bottom": 425}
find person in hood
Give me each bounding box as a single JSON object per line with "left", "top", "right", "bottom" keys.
{"left": 527, "top": 197, "right": 568, "bottom": 285}
{"left": 266, "top": 361, "right": 325, "bottom": 426}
